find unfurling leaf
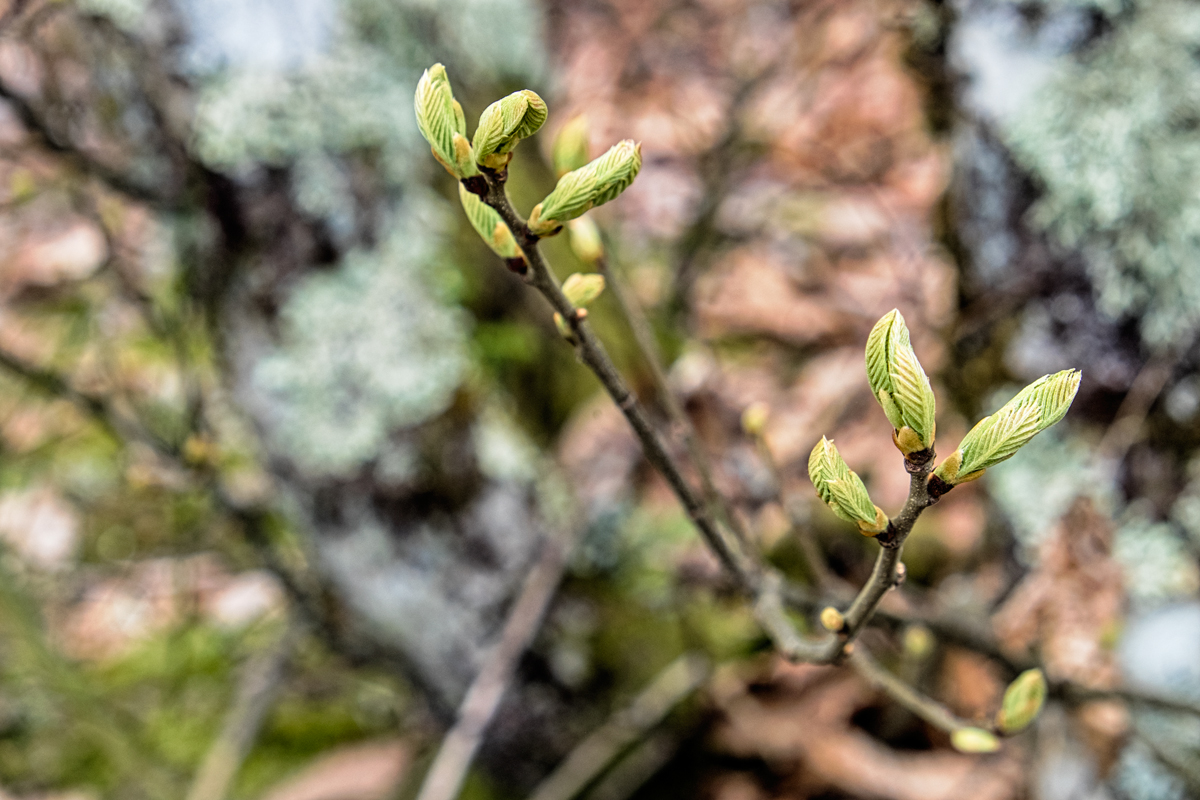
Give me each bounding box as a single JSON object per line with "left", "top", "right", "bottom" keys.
{"left": 528, "top": 140, "right": 642, "bottom": 236}
{"left": 561, "top": 273, "right": 605, "bottom": 307}
{"left": 568, "top": 217, "right": 604, "bottom": 263}
{"left": 414, "top": 64, "right": 479, "bottom": 180}
{"left": 553, "top": 114, "right": 591, "bottom": 177}
{"left": 459, "top": 184, "right": 523, "bottom": 261}
{"left": 996, "top": 668, "right": 1047, "bottom": 734}
{"left": 865, "top": 309, "right": 936, "bottom": 454}
{"left": 951, "top": 727, "right": 1000, "bottom": 754}
{"left": 932, "top": 369, "right": 1082, "bottom": 487}
{"left": 472, "top": 90, "right": 548, "bottom": 170}
{"left": 808, "top": 437, "right": 888, "bottom": 536}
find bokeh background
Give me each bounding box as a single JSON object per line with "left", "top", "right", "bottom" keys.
{"left": 0, "top": 0, "right": 1194, "bottom": 798}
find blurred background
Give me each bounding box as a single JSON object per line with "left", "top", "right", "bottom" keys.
{"left": 0, "top": 0, "right": 1194, "bottom": 798}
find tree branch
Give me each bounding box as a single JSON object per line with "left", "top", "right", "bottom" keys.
{"left": 847, "top": 645, "right": 973, "bottom": 735}
{"left": 415, "top": 536, "right": 569, "bottom": 800}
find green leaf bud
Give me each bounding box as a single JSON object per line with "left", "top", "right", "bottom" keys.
{"left": 808, "top": 437, "right": 888, "bottom": 536}
{"left": 932, "top": 369, "right": 1081, "bottom": 487}
{"left": 553, "top": 114, "right": 591, "bottom": 177}
{"left": 414, "top": 64, "right": 479, "bottom": 179}
{"left": 819, "top": 606, "right": 845, "bottom": 632}
{"left": 996, "top": 668, "right": 1047, "bottom": 734}
{"left": 865, "top": 309, "right": 936, "bottom": 454}
{"left": 459, "top": 184, "right": 523, "bottom": 262}
{"left": 951, "top": 727, "right": 1000, "bottom": 754}
{"left": 568, "top": 216, "right": 604, "bottom": 263}
{"left": 472, "top": 89, "right": 548, "bottom": 170}
{"left": 561, "top": 273, "right": 606, "bottom": 308}
{"left": 528, "top": 140, "right": 642, "bottom": 236}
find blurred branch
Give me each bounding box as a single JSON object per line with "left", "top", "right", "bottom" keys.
{"left": 847, "top": 645, "right": 972, "bottom": 734}
{"left": 185, "top": 621, "right": 297, "bottom": 800}
{"left": 414, "top": 536, "right": 569, "bottom": 800}
{"left": 525, "top": 653, "right": 710, "bottom": 800}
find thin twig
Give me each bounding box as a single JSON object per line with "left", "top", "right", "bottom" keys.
{"left": 525, "top": 653, "right": 710, "bottom": 800}
{"left": 414, "top": 536, "right": 570, "bottom": 800}
{"left": 185, "top": 622, "right": 297, "bottom": 800}
{"left": 847, "top": 645, "right": 972, "bottom": 734}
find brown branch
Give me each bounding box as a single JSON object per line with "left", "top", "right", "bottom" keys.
{"left": 414, "top": 536, "right": 570, "bottom": 800}
{"left": 847, "top": 645, "right": 973, "bottom": 734}
{"left": 524, "top": 653, "right": 710, "bottom": 800}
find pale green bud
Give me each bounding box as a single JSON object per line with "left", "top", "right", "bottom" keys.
{"left": 561, "top": 273, "right": 606, "bottom": 308}
{"left": 528, "top": 140, "right": 642, "bottom": 236}
{"left": 459, "top": 183, "right": 523, "bottom": 261}
{"left": 865, "top": 309, "right": 936, "bottom": 454}
{"left": 472, "top": 90, "right": 548, "bottom": 170}
{"left": 951, "top": 727, "right": 1000, "bottom": 754}
{"left": 553, "top": 114, "right": 590, "bottom": 177}
{"left": 414, "top": 64, "right": 480, "bottom": 179}
{"left": 932, "top": 369, "right": 1082, "bottom": 487}
{"left": 808, "top": 437, "right": 888, "bottom": 536}
{"left": 819, "top": 606, "right": 845, "bottom": 632}
{"left": 568, "top": 217, "right": 604, "bottom": 263}
{"left": 996, "top": 668, "right": 1047, "bottom": 734}
{"left": 740, "top": 401, "right": 769, "bottom": 437}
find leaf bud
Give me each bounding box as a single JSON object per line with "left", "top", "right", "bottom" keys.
{"left": 808, "top": 437, "right": 888, "bottom": 536}
{"left": 568, "top": 216, "right": 604, "bottom": 263}
{"left": 414, "top": 64, "right": 480, "bottom": 180}
{"left": 740, "top": 402, "right": 769, "bottom": 437}
{"left": 865, "top": 309, "right": 936, "bottom": 454}
{"left": 561, "top": 273, "right": 606, "bottom": 308}
{"left": 472, "top": 89, "right": 548, "bottom": 170}
{"left": 951, "top": 727, "right": 1000, "bottom": 754}
{"left": 553, "top": 114, "right": 590, "bottom": 177}
{"left": 819, "top": 606, "right": 845, "bottom": 632}
{"left": 996, "top": 668, "right": 1047, "bottom": 734}
{"left": 459, "top": 183, "right": 524, "bottom": 262}
{"left": 932, "top": 369, "right": 1082, "bottom": 488}
{"left": 529, "top": 140, "right": 642, "bottom": 236}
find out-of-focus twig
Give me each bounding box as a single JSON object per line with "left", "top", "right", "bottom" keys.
{"left": 525, "top": 653, "right": 710, "bottom": 800}
{"left": 414, "top": 536, "right": 569, "bottom": 800}
{"left": 847, "top": 645, "right": 972, "bottom": 734}
{"left": 185, "top": 622, "right": 297, "bottom": 800}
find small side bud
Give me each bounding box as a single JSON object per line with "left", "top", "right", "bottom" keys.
{"left": 553, "top": 312, "right": 573, "bottom": 340}
{"left": 568, "top": 217, "right": 604, "bottom": 263}
{"left": 819, "top": 606, "right": 845, "bottom": 632}
{"left": 459, "top": 184, "right": 524, "bottom": 262}
{"left": 472, "top": 89, "right": 548, "bottom": 170}
{"left": 553, "top": 114, "right": 590, "bottom": 177}
{"left": 932, "top": 369, "right": 1082, "bottom": 487}
{"left": 865, "top": 309, "right": 936, "bottom": 454}
{"left": 996, "top": 668, "right": 1047, "bottom": 734}
{"left": 530, "top": 140, "right": 642, "bottom": 235}
{"left": 741, "top": 402, "right": 770, "bottom": 437}
{"left": 561, "top": 273, "right": 606, "bottom": 308}
{"left": 414, "top": 64, "right": 480, "bottom": 180}
{"left": 808, "top": 437, "right": 889, "bottom": 535}
{"left": 951, "top": 727, "right": 1000, "bottom": 754}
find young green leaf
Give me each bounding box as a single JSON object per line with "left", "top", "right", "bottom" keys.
{"left": 865, "top": 309, "right": 936, "bottom": 454}
{"left": 472, "top": 90, "right": 548, "bottom": 170}
{"left": 414, "top": 64, "right": 479, "bottom": 180}
{"left": 459, "top": 184, "right": 523, "bottom": 261}
{"left": 553, "top": 114, "right": 591, "bottom": 177}
{"left": 567, "top": 217, "right": 604, "bottom": 263}
{"left": 932, "top": 369, "right": 1082, "bottom": 487}
{"left": 808, "top": 437, "right": 888, "bottom": 536}
{"left": 528, "top": 140, "right": 642, "bottom": 236}
{"left": 996, "top": 668, "right": 1047, "bottom": 734}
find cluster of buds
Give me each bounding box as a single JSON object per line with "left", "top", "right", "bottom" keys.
{"left": 414, "top": 65, "right": 641, "bottom": 245}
